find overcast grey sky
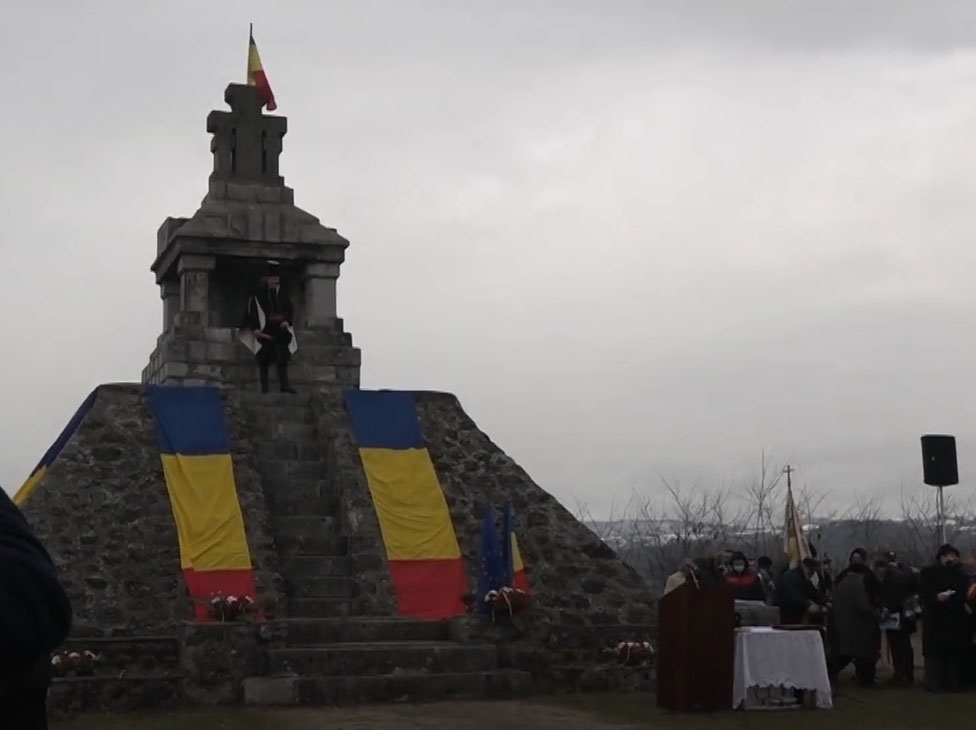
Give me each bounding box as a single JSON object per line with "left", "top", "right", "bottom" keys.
{"left": 2, "top": 1, "right": 976, "bottom": 518}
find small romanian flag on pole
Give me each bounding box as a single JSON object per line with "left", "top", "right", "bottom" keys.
{"left": 247, "top": 24, "right": 277, "bottom": 111}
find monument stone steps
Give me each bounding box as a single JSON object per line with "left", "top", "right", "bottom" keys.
{"left": 275, "top": 617, "right": 450, "bottom": 645}
{"left": 220, "top": 367, "right": 359, "bottom": 389}
{"left": 49, "top": 676, "right": 184, "bottom": 717}
{"left": 217, "top": 364, "right": 360, "bottom": 388}
{"left": 242, "top": 668, "right": 533, "bottom": 707}
{"left": 267, "top": 641, "right": 499, "bottom": 677}
{"left": 256, "top": 440, "right": 324, "bottom": 460}
{"left": 248, "top": 405, "right": 318, "bottom": 426}
{"left": 257, "top": 458, "right": 328, "bottom": 484}
{"left": 285, "top": 575, "right": 357, "bottom": 599}
{"left": 286, "top": 597, "right": 369, "bottom": 618}
{"left": 249, "top": 422, "right": 318, "bottom": 443}
{"left": 271, "top": 513, "right": 340, "bottom": 535}
{"left": 274, "top": 525, "right": 347, "bottom": 556}
{"left": 279, "top": 555, "right": 352, "bottom": 579}
{"left": 268, "top": 490, "right": 339, "bottom": 517}
{"left": 159, "top": 324, "right": 354, "bottom": 353}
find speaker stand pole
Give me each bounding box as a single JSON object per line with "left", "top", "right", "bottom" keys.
{"left": 937, "top": 485, "right": 946, "bottom": 546}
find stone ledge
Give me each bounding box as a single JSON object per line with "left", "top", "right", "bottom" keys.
{"left": 276, "top": 617, "right": 449, "bottom": 645}
{"left": 268, "top": 641, "right": 498, "bottom": 676}
{"left": 48, "top": 676, "right": 183, "bottom": 717}
{"left": 243, "top": 669, "right": 533, "bottom": 706}
{"left": 178, "top": 622, "right": 277, "bottom": 705}
{"left": 544, "top": 664, "right": 655, "bottom": 693}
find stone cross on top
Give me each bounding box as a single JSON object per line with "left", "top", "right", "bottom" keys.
{"left": 206, "top": 83, "right": 286, "bottom": 186}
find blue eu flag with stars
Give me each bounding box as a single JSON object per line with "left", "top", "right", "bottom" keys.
{"left": 476, "top": 502, "right": 504, "bottom": 613}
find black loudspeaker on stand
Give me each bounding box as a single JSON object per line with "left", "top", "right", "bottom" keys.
{"left": 921, "top": 434, "right": 959, "bottom": 545}
{"left": 921, "top": 435, "right": 959, "bottom": 487}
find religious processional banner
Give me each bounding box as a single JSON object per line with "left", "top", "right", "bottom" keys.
{"left": 343, "top": 389, "right": 466, "bottom": 620}
{"left": 147, "top": 386, "right": 257, "bottom": 619}
{"left": 14, "top": 388, "right": 99, "bottom": 506}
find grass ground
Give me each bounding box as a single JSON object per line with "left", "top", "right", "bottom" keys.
{"left": 543, "top": 684, "right": 976, "bottom": 727}
{"left": 51, "top": 708, "right": 283, "bottom": 730}
{"left": 49, "top": 684, "right": 976, "bottom": 730}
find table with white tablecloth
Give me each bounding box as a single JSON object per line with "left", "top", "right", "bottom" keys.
{"left": 733, "top": 627, "right": 833, "bottom": 710}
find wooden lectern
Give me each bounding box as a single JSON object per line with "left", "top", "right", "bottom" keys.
{"left": 657, "top": 580, "right": 735, "bottom": 712}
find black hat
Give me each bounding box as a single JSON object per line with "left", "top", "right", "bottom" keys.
{"left": 936, "top": 543, "right": 960, "bottom": 561}
{"left": 265, "top": 260, "right": 282, "bottom": 275}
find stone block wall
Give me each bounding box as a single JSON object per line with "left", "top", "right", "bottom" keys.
{"left": 413, "top": 391, "right": 656, "bottom": 664}
{"left": 142, "top": 320, "right": 361, "bottom": 389}
{"left": 19, "top": 384, "right": 284, "bottom": 636}
{"left": 20, "top": 385, "right": 189, "bottom": 635}
{"left": 178, "top": 622, "right": 279, "bottom": 705}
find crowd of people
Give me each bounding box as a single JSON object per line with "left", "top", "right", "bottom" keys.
{"left": 665, "top": 543, "right": 976, "bottom": 693}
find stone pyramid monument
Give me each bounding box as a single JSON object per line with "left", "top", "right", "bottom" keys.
{"left": 18, "top": 83, "right": 655, "bottom": 714}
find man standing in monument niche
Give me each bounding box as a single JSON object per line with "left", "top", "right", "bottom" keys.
{"left": 241, "top": 261, "right": 298, "bottom": 394}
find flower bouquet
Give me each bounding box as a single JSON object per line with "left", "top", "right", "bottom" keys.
{"left": 606, "top": 641, "right": 655, "bottom": 667}
{"left": 51, "top": 650, "right": 101, "bottom": 677}
{"left": 208, "top": 594, "right": 257, "bottom": 621}
{"left": 483, "top": 586, "right": 531, "bottom": 619}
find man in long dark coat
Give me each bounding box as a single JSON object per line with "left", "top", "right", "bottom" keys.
{"left": 240, "top": 260, "right": 297, "bottom": 394}
{"left": 831, "top": 561, "right": 881, "bottom": 686}
{"left": 919, "top": 544, "right": 970, "bottom": 692}
{"left": 0, "top": 488, "right": 72, "bottom": 728}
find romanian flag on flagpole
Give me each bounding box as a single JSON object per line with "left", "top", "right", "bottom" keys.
{"left": 247, "top": 25, "right": 277, "bottom": 111}
{"left": 502, "top": 503, "right": 531, "bottom": 593}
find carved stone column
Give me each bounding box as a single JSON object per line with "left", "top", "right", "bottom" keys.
{"left": 160, "top": 279, "right": 180, "bottom": 332}
{"left": 303, "top": 262, "right": 340, "bottom": 326}
{"left": 178, "top": 254, "right": 216, "bottom": 319}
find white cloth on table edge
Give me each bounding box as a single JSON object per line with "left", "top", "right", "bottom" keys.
{"left": 732, "top": 628, "right": 833, "bottom": 710}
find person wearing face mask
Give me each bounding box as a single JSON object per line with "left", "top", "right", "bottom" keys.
{"left": 724, "top": 551, "right": 767, "bottom": 602}
{"left": 919, "top": 544, "right": 970, "bottom": 692}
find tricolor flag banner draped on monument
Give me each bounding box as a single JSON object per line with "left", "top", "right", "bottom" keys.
{"left": 501, "top": 503, "right": 531, "bottom": 593}
{"left": 14, "top": 389, "right": 99, "bottom": 505}
{"left": 147, "top": 386, "right": 257, "bottom": 619}
{"left": 247, "top": 26, "right": 277, "bottom": 111}
{"left": 783, "top": 484, "right": 810, "bottom": 568}
{"left": 344, "top": 389, "right": 467, "bottom": 620}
